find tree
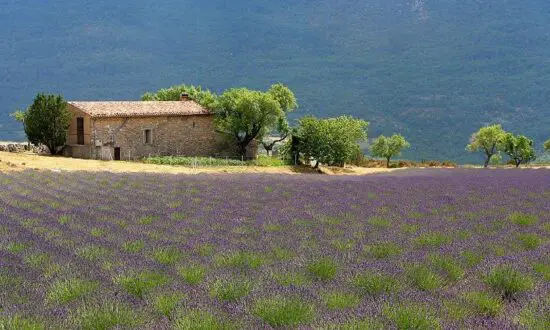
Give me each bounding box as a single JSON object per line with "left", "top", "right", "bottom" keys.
{"left": 501, "top": 133, "right": 536, "bottom": 167}
{"left": 369, "top": 134, "right": 411, "bottom": 168}
{"left": 260, "top": 84, "right": 298, "bottom": 156}
{"left": 20, "top": 93, "right": 72, "bottom": 154}
{"left": 544, "top": 139, "right": 550, "bottom": 152}
{"left": 215, "top": 84, "right": 296, "bottom": 157}
{"left": 295, "top": 116, "right": 368, "bottom": 168}
{"left": 466, "top": 124, "right": 506, "bottom": 168}
{"left": 141, "top": 84, "right": 218, "bottom": 109}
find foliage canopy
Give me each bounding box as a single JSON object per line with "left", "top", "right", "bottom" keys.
{"left": 501, "top": 133, "right": 536, "bottom": 167}
{"left": 369, "top": 134, "right": 411, "bottom": 168}
{"left": 141, "top": 84, "right": 218, "bottom": 110}
{"left": 466, "top": 124, "right": 507, "bottom": 168}
{"left": 19, "top": 93, "right": 72, "bottom": 154}
{"left": 294, "top": 115, "right": 368, "bottom": 167}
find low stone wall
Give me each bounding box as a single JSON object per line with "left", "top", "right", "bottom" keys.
{"left": 0, "top": 142, "right": 49, "bottom": 154}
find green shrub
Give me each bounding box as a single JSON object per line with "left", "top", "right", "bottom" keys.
{"left": 47, "top": 279, "right": 98, "bottom": 304}
{"left": 273, "top": 272, "right": 309, "bottom": 287}
{"left": 114, "top": 271, "right": 169, "bottom": 299}
{"left": 365, "top": 242, "right": 402, "bottom": 259}
{"left": 177, "top": 264, "right": 206, "bottom": 285}
{"left": 322, "top": 291, "right": 361, "bottom": 310}
{"left": 152, "top": 293, "right": 185, "bottom": 319}
{"left": 152, "top": 247, "right": 184, "bottom": 265}
{"left": 533, "top": 263, "right": 550, "bottom": 280}
{"left": 352, "top": 272, "right": 396, "bottom": 296}
{"left": 0, "top": 315, "right": 45, "bottom": 330}
{"left": 210, "top": 278, "right": 252, "bottom": 302}
{"left": 367, "top": 216, "right": 392, "bottom": 228}
{"left": 406, "top": 265, "right": 444, "bottom": 291}
{"left": 383, "top": 304, "right": 441, "bottom": 330}
{"left": 429, "top": 255, "right": 464, "bottom": 281}
{"left": 485, "top": 265, "right": 534, "bottom": 299}
{"left": 214, "top": 251, "right": 266, "bottom": 270}
{"left": 174, "top": 310, "right": 228, "bottom": 330}
{"left": 415, "top": 232, "right": 451, "bottom": 248}
{"left": 122, "top": 240, "right": 144, "bottom": 253}
{"left": 463, "top": 292, "right": 503, "bottom": 317}
{"left": 73, "top": 303, "right": 139, "bottom": 329}
{"left": 253, "top": 297, "right": 315, "bottom": 327}
{"left": 509, "top": 212, "right": 538, "bottom": 226}
{"left": 517, "top": 233, "right": 544, "bottom": 250}
{"left": 307, "top": 258, "right": 338, "bottom": 281}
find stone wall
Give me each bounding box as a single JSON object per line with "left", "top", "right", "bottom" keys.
{"left": 66, "top": 105, "right": 92, "bottom": 146}
{"left": 82, "top": 115, "right": 254, "bottom": 160}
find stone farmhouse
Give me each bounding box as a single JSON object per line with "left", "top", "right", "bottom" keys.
{"left": 63, "top": 94, "right": 249, "bottom": 160}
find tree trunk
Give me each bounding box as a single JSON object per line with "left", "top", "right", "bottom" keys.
{"left": 515, "top": 160, "right": 521, "bottom": 168}
{"left": 386, "top": 157, "right": 391, "bottom": 168}
{"left": 313, "top": 160, "right": 319, "bottom": 169}
{"left": 484, "top": 155, "right": 491, "bottom": 168}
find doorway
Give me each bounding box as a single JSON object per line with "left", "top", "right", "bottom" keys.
{"left": 114, "top": 147, "right": 121, "bottom": 161}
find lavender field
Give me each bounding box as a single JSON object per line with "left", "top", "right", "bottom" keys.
{"left": 1, "top": 169, "right": 549, "bottom": 329}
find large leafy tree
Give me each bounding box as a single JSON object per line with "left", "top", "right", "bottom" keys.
{"left": 19, "top": 93, "right": 72, "bottom": 154}
{"left": 260, "top": 83, "right": 298, "bottom": 156}
{"left": 466, "top": 124, "right": 507, "bottom": 168}
{"left": 141, "top": 84, "right": 218, "bottom": 109}
{"left": 501, "top": 133, "right": 536, "bottom": 167}
{"left": 295, "top": 115, "right": 368, "bottom": 167}
{"left": 544, "top": 139, "right": 550, "bottom": 152}
{"left": 369, "top": 134, "right": 411, "bottom": 168}
{"left": 215, "top": 84, "right": 296, "bottom": 157}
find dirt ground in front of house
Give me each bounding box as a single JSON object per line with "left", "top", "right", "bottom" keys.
{"left": 0, "top": 152, "right": 401, "bottom": 175}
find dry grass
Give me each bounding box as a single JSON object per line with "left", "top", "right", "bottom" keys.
{"left": 0, "top": 152, "right": 398, "bottom": 175}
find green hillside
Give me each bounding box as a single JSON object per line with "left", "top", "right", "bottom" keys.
{"left": 1, "top": 0, "right": 549, "bottom": 162}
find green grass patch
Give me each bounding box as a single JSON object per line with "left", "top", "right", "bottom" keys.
{"left": 516, "top": 233, "right": 544, "bottom": 250}
{"left": 414, "top": 232, "right": 452, "bottom": 248}
{"left": 367, "top": 216, "right": 392, "bottom": 228}
{"left": 322, "top": 291, "right": 361, "bottom": 310}
{"left": 352, "top": 272, "right": 396, "bottom": 296}
{"left": 429, "top": 255, "right": 464, "bottom": 282}
{"left": 90, "top": 227, "right": 105, "bottom": 237}
{"left": 177, "top": 264, "right": 206, "bottom": 285}
{"left": 401, "top": 223, "right": 420, "bottom": 234}
{"left": 152, "top": 247, "right": 184, "bottom": 265}
{"left": 331, "top": 239, "right": 355, "bottom": 252}
{"left": 210, "top": 277, "right": 253, "bottom": 302}
{"left": 0, "top": 315, "right": 45, "bottom": 330}
{"left": 214, "top": 251, "right": 266, "bottom": 270}
{"left": 138, "top": 215, "right": 158, "bottom": 225}
{"left": 365, "top": 241, "right": 402, "bottom": 259}
{"left": 76, "top": 245, "right": 110, "bottom": 261}
{"left": 47, "top": 278, "right": 98, "bottom": 304}
{"left": 307, "top": 258, "right": 338, "bottom": 281}
{"left": 485, "top": 265, "right": 534, "bottom": 299}
{"left": 272, "top": 272, "right": 309, "bottom": 287}
{"left": 6, "top": 242, "right": 27, "bottom": 253}
{"left": 253, "top": 296, "right": 315, "bottom": 327}
{"left": 122, "top": 240, "right": 144, "bottom": 253}
{"left": 152, "top": 293, "right": 185, "bottom": 319}
{"left": 533, "top": 263, "right": 550, "bottom": 280}
{"left": 114, "top": 271, "right": 169, "bottom": 299}
{"left": 461, "top": 250, "right": 484, "bottom": 267}
{"left": 463, "top": 292, "right": 503, "bottom": 317}
{"left": 195, "top": 243, "right": 215, "bottom": 256}
{"left": 263, "top": 223, "right": 283, "bottom": 232}
{"left": 58, "top": 215, "right": 71, "bottom": 225}
{"left": 174, "top": 310, "right": 228, "bottom": 330}
{"left": 24, "top": 252, "right": 50, "bottom": 268}
{"left": 383, "top": 304, "right": 441, "bottom": 330}
{"left": 72, "top": 303, "right": 139, "bottom": 329}
{"left": 271, "top": 246, "right": 295, "bottom": 261}
{"left": 406, "top": 265, "right": 444, "bottom": 291}
{"left": 509, "top": 212, "right": 539, "bottom": 226}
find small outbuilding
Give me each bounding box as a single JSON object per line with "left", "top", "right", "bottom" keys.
{"left": 64, "top": 95, "right": 248, "bottom": 160}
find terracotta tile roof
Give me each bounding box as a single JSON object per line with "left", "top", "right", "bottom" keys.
{"left": 68, "top": 101, "right": 211, "bottom": 118}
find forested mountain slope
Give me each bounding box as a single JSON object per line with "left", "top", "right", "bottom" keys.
{"left": 1, "top": 0, "right": 549, "bottom": 161}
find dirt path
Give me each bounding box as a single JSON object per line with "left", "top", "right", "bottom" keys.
{"left": 0, "top": 152, "right": 398, "bottom": 175}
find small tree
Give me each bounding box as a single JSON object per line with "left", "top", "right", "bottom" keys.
{"left": 501, "top": 133, "right": 536, "bottom": 167}
{"left": 19, "top": 93, "right": 72, "bottom": 155}
{"left": 544, "top": 139, "right": 550, "bottom": 152}
{"left": 466, "top": 124, "right": 506, "bottom": 168}
{"left": 141, "top": 84, "right": 218, "bottom": 109}
{"left": 295, "top": 116, "right": 368, "bottom": 168}
{"left": 260, "top": 84, "right": 298, "bottom": 156}
{"left": 369, "top": 134, "right": 411, "bottom": 168}
{"left": 215, "top": 84, "right": 296, "bottom": 157}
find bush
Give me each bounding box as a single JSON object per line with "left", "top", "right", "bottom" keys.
{"left": 485, "top": 266, "right": 534, "bottom": 299}
{"left": 307, "top": 258, "right": 338, "bottom": 281}
{"left": 144, "top": 155, "right": 286, "bottom": 167}
{"left": 253, "top": 297, "right": 315, "bottom": 327}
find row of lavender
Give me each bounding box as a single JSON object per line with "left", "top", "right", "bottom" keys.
{"left": 0, "top": 169, "right": 549, "bottom": 328}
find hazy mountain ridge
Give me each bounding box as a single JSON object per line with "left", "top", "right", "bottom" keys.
{"left": 1, "top": 0, "right": 549, "bottom": 162}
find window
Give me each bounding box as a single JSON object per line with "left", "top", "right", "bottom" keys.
{"left": 76, "top": 117, "right": 84, "bottom": 145}
{"left": 144, "top": 129, "right": 152, "bottom": 144}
